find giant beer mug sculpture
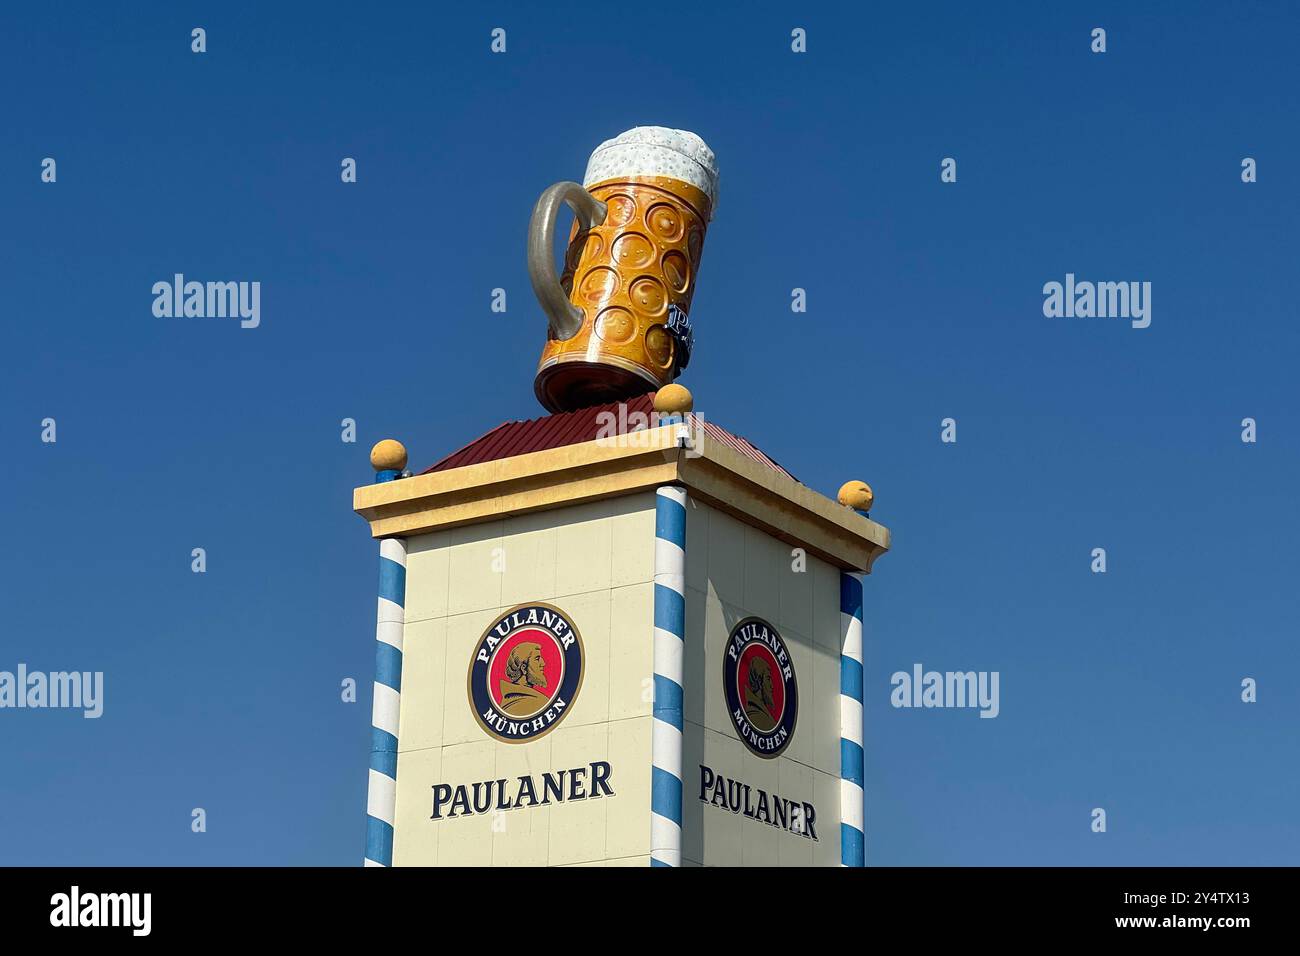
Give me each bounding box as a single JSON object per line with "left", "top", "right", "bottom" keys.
{"left": 529, "top": 127, "right": 718, "bottom": 413}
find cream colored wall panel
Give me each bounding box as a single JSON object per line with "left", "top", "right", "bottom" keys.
{"left": 680, "top": 719, "right": 705, "bottom": 865}
{"left": 404, "top": 531, "right": 449, "bottom": 625}
{"left": 398, "top": 617, "right": 447, "bottom": 753}
{"left": 440, "top": 607, "right": 502, "bottom": 747}
{"left": 778, "top": 541, "right": 815, "bottom": 642}
{"left": 680, "top": 500, "right": 844, "bottom": 867}
{"left": 557, "top": 588, "right": 611, "bottom": 729}
{"left": 491, "top": 734, "right": 553, "bottom": 780}
{"left": 741, "top": 523, "right": 782, "bottom": 624}
{"left": 604, "top": 854, "right": 650, "bottom": 866}
{"left": 683, "top": 493, "right": 710, "bottom": 595}
{"left": 392, "top": 747, "right": 443, "bottom": 866}
{"left": 446, "top": 521, "right": 504, "bottom": 616}
{"left": 691, "top": 724, "right": 829, "bottom": 867}
{"left": 701, "top": 593, "right": 740, "bottom": 737}
{"left": 776, "top": 758, "right": 815, "bottom": 866}
{"left": 682, "top": 586, "right": 707, "bottom": 727}
{"left": 435, "top": 813, "right": 493, "bottom": 868}
{"left": 433, "top": 740, "right": 497, "bottom": 866}
{"left": 392, "top": 495, "right": 660, "bottom": 867}
{"left": 604, "top": 717, "right": 652, "bottom": 858}
{"left": 553, "top": 501, "right": 614, "bottom": 597}
{"left": 546, "top": 722, "right": 611, "bottom": 865}
{"left": 811, "top": 642, "right": 843, "bottom": 777}
{"left": 705, "top": 507, "right": 745, "bottom": 606}
{"left": 608, "top": 583, "right": 653, "bottom": 720}
{"left": 810, "top": 554, "right": 843, "bottom": 653}
{"left": 811, "top": 768, "right": 842, "bottom": 866}
{"left": 691, "top": 723, "right": 745, "bottom": 866}
{"left": 738, "top": 752, "right": 782, "bottom": 866}
{"left": 490, "top": 737, "right": 555, "bottom": 867}
{"left": 500, "top": 510, "right": 558, "bottom": 607}
{"left": 610, "top": 491, "right": 656, "bottom": 587}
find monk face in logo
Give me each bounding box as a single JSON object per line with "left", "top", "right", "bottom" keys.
{"left": 743, "top": 656, "right": 779, "bottom": 732}
{"left": 748, "top": 658, "right": 774, "bottom": 711}
{"left": 506, "top": 642, "right": 546, "bottom": 688}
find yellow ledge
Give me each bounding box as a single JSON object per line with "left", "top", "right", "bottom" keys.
{"left": 353, "top": 426, "right": 890, "bottom": 573}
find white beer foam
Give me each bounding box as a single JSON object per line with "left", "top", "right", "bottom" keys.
{"left": 583, "top": 126, "right": 719, "bottom": 217}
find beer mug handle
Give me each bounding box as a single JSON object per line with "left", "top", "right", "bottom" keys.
{"left": 528, "top": 181, "right": 608, "bottom": 341}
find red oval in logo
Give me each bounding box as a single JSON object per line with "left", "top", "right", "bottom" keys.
{"left": 486, "top": 628, "right": 566, "bottom": 719}
{"left": 736, "top": 642, "right": 785, "bottom": 728}
{"left": 467, "top": 603, "right": 585, "bottom": 743}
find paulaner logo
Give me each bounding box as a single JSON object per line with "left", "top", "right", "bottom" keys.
{"left": 50, "top": 886, "right": 151, "bottom": 936}
{"left": 1042, "top": 273, "right": 1151, "bottom": 328}
{"left": 152, "top": 273, "right": 261, "bottom": 328}
{"left": 467, "top": 603, "right": 584, "bottom": 743}
{"left": 0, "top": 664, "right": 103, "bottom": 718}
{"left": 723, "top": 617, "right": 798, "bottom": 757}
{"left": 698, "top": 765, "right": 818, "bottom": 840}
{"left": 431, "top": 762, "right": 614, "bottom": 819}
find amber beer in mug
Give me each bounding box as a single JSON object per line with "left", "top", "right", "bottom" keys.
{"left": 528, "top": 127, "right": 718, "bottom": 413}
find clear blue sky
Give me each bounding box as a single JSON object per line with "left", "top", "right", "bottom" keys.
{"left": 2, "top": 1, "right": 1296, "bottom": 865}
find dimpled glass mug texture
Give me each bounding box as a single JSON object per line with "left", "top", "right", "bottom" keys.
{"left": 535, "top": 127, "right": 719, "bottom": 412}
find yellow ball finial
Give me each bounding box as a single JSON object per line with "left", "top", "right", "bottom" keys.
{"left": 838, "top": 480, "right": 874, "bottom": 512}
{"left": 370, "top": 439, "right": 408, "bottom": 472}
{"left": 653, "top": 383, "right": 694, "bottom": 415}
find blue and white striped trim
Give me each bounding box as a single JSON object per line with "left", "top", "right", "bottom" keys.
{"left": 651, "top": 485, "right": 687, "bottom": 867}
{"left": 365, "top": 536, "right": 407, "bottom": 867}
{"left": 839, "top": 571, "right": 865, "bottom": 867}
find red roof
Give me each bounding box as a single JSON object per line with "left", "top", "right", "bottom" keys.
{"left": 422, "top": 393, "right": 797, "bottom": 482}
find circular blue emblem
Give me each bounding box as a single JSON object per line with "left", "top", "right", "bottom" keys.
{"left": 723, "top": 617, "right": 798, "bottom": 758}
{"left": 467, "top": 603, "right": 584, "bottom": 743}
